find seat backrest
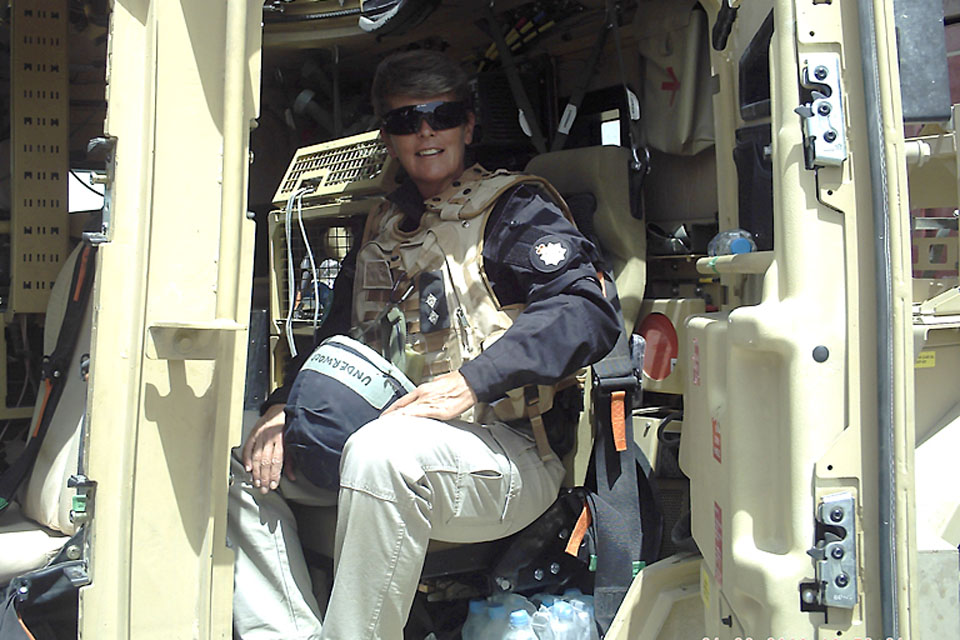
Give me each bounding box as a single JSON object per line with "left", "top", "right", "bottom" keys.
{"left": 18, "top": 244, "right": 92, "bottom": 535}
{"left": 525, "top": 146, "right": 646, "bottom": 334}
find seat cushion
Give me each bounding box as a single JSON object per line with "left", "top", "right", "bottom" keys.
{"left": 19, "top": 245, "right": 91, "bottom": 535}
{"left": 0, "top": 501, "right": 67, "bottom": 585}
{"left": 525, "top": 147, "right": 647, "bottom": 333}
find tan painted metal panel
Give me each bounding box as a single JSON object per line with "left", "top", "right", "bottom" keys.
{"left": 10, "top": 0, "right": 70, "bottom": 313}
{"left": 79, "top": 1, "right": 262, "bottom": 637}
{"left": 668, "top": 0, "right": 916, "bottom": 634}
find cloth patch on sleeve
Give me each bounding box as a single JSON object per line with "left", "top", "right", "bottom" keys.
{"left": 529, "top": 235, "right": 571, "bottom": 273}
{"left": 419, "top": 270, "right": 450, "bottom": 333}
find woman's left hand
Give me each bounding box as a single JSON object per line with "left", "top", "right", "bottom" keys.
{"left": 382, "top": 370, "right": 478, "bottom": 421}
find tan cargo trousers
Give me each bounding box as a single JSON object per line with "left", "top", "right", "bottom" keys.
{"left": 228, "top": 414, "right": 566, "bottom": 640}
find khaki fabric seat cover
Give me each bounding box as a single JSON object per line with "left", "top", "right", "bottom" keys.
{"left": 0, "top": 502, "right": 67, "bottom": 584}
{"left": 525, "top": 146, "right": 646, "bottom": 334}
{"left": 20, "top": 244, "right": 91, "bottom": 534}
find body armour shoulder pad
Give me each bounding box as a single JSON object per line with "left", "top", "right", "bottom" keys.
{"left": 429, "top": 165, "right": 573, "bottom": 224}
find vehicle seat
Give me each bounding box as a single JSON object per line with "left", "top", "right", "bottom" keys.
{"left": 525, "top": 145, "right": 647, "bottom": 333}
{"left": 0, "top": 502, "right": 67, "bottom": 585}
{"left": 296, "top": 146, "right": 646, "bottom": 573}
{"left": 0, "top": 244, "right": 93, "bottom": 584}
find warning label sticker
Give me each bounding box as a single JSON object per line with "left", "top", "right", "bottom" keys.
{"left": 915, "top": 350, "right": 936, "bottom": 369}
{"left": 700, "top": 565, "right": 710, "bottom": 609}
{"left": 714, "top": 502, "right": 723, "bottom": 586}
{"left": 712, "top": 417, "right": 721, "bottom": 464}
{"left": 691, "top": 338, "right": 700, "bottom": 386}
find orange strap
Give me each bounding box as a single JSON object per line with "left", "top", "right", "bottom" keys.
{"left": 18, "top": 608, "right": 37, "bottom": 640}
{"left": 565, "top": 504, "right": 592, "bottom": 557}
{"left": 611, "top": 390, "right": 627, "bottom": 452}
{"left": 596, "top": 271, "right": 607, "bottom": 298}
{"left": 72, "top": 245, "right": 91, "bottom": 302}
{"left": 31, "top": 379, "right": 54, "bottom": 439}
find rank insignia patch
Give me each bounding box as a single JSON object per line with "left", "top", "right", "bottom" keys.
{"left": 530, "top": 235, "right": 571, "bottom": 273}
{"left": 419, "top": 270, "right": 449, "bottom": 333}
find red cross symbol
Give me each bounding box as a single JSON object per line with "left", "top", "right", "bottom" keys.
{"left": 661, "top": 66, "right": 681, "bottom": 106}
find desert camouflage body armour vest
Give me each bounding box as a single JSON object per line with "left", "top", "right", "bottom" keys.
{"left": 352, "top": 165, "right": 577, "bottom": 442}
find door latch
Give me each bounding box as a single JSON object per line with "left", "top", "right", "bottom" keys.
{"left": 795, "top": 54, "right": 847, "bottom": 169}
{"left": 804, "top": 491, "right": 858, "bottom": 609}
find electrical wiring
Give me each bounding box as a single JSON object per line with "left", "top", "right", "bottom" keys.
{"left": 284, "top": 190, "right": 299, "bottom": 357}
{"left": 69, "top": 169, "right": 105, "bottom": 197}
{"left": 295, "top": 191, "right": 321, "bottom": 331}
{"left": 284, "top": 186, "right": 315, "bottom": 357}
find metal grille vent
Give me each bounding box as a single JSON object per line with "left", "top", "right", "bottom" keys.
{"left": 279, "top": 221, "right": 354, "bottom": 326}
{"left": 272, "top": 130, "right": 394, "bottom": 206}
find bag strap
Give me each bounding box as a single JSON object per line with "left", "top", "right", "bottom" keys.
{"left": 0, "top": 528, "right": 89, "bottom": 639}
{"left": 0, "top": 241, "right": 98, "bottom": 513}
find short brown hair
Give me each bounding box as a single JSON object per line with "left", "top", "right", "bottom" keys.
{"left": 371, "top": 50, "right": 471, "bottom": 118}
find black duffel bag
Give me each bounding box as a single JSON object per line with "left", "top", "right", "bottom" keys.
{"left": 284, "top": 335, "right": 416, "bottom": 490}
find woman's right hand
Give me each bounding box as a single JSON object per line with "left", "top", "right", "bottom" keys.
{"left": 242, "top": 403, "right": 296, "bottom": 494}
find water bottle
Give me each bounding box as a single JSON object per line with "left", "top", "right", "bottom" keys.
{"left": 531, "top": 607, "right": 557, "bottom": 640}
{"left": 530, "top": 593, "right": 560, "bottom": 608}
{"left": 482, "top": 602, "right": 509, "bottom": 640}
{"left": 562, "top": 591, "right": 594, "bottom": 613}
{"left": 549, "top": 601, "right": 579, "bottom": 639}
{"left": 503, "top": 610, "right": 538, "bottom": 640}
{"left": 707, "top": 228, "right": 757, "bottom": 256}
{"left": 568, "top": 600, "right": 598, "bottom": 640}
{"left": 462, "top": 599, "right": 488, "bottom": 640}
{"left": 489, "top": 592, "right": 536, "bottom": 617}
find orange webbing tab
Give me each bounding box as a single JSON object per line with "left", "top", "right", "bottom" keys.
{"left": 611, "top": 390, "right": 627, "bottom": 452}
{"left": 565, "top": 504, "right": 592, "bottom": 557}
{"left": 596, "top": 271, "right": 607, "bottom": 298}
{"left": 18, "top": 609, "right": 38, "bottom": 640}
{"left": 31, "top": 379, "right": 54, "bottom": 439}
{"left": 72, "top": 245, "right": 91, "bottom": 302}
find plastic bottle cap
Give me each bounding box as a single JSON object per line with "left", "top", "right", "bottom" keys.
{"left": 553, "top": 602, "right": 575, "bottom": 620}
{"left": 509, "top": 610, "right": 531, "bottom": 626}
{"left": 469, "top": 599, "right": 487, "bottom": 613}
{"left": 730, "top": 237, "right": 753, "bottom": 254}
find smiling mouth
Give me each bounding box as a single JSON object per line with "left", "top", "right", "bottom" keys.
{"left": 416, "top": 148, "right": 443, "bottom": 157}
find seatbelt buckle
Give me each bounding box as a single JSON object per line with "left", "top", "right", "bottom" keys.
{"left": 593, "top": 333, "right": 645, "bottom": 396}
{"left": 591, "top": 334, "right": 644, "bottom": 452}
{"left": 629, "top": 333, "right": 645, "bottom": 407}
{"left": 592, "top": 372, "right": 637, "bottom": 394}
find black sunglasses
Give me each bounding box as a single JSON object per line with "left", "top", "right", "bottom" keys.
{"left": 381, "top": 100, "right": 470, "bottom": 135}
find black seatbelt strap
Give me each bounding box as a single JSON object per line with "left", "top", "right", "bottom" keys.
{"left": 608, "top": 0, "right": 648, "bottom": 178}
{"left": 550, "top": 5, "right": 613, "bottom": 152}
{"left": 484, "top": 4, "right": 547, "bottom": 153}
{"left": 0, "top": 241, "right": 97, "bottom": 513}
{"left": 585, "top": 276, "right": 661, "bottom": 632}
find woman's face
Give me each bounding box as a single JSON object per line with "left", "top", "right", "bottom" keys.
{"left": 381, "top": 93, "right": 475, "bottom": 200}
